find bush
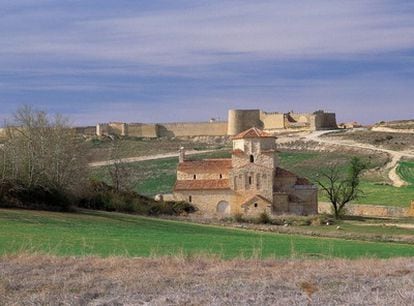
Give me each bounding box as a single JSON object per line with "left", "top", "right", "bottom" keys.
{"left": 257, "top": 211, "right": 271, "bottom": 224}
{"left": 0, "top": 180, "right": 72, "bottom": 211}
{"left": 233, "top": 213, "right": 244, "bottom": 223}
{"left": 78, "top": 181, "right": 195, "bottom": 216}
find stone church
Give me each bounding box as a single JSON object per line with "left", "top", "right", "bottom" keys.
{"left": 172, "top": 127, "right": 318, "bottom": 217}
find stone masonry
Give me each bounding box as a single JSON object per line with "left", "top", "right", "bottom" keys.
{"left": 172, "top": 127, "right": 318, "bottom": 217}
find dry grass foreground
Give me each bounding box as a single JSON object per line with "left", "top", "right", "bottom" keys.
{"left": 1, "top": 254, "right": 413, "bottom": 305}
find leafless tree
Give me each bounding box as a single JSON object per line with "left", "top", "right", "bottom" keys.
{"left": 107, "top": 139, "right": 132, "bottom": 192}
{"left": 0, "top": 105, "right": 89, "bottom": 193}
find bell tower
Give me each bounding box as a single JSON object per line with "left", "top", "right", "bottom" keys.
{"left": 230, "top": 128, "right": 277, "bottom": 201}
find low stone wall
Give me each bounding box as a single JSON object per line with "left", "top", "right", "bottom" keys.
{"left": 318, "top": 202, "right": 412, "bottom": 218}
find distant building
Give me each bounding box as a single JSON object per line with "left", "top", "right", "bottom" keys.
{"left": 172, "top": 127, "right": 318, "bottom": 217}
{"left": 94, "top": 108, "right": 337, "bottom": 138}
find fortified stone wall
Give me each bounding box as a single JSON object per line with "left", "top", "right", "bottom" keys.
{"left": 73, "top": 126, "right": 96, "bottom": 136}
{"left": 289, "top": 113, "right": 311, "bottom": 123}
{"left": 96, "top": 123, "right": 127, "bottom": 136}
{"left": 312, "top": 112, "right": 337, "bottom": 130}
{"left": 228, "top": 109, "right": 262, "bottom": 135}
{"left": 0, "top": 128, "right": 6, "bottom": 140}
{"left": 260, "top": 112, "right": 285, "bottom": 129}
{"left": 93, "top": 108, "right": 336, "bottom": 138}
{"left": 227, "top": 109, "right": 337, "bottom": 135}
{"left": 158, "top": 122, "right": 227, "bottom": 137}
{"left": 96, "top": 121, "right": 227, "bottom": 137}
{"left": 127, "top": 123, "right": 158, "bottom": 138}
{"left": 108, "top": 122, "right": 127, "bottom": 136}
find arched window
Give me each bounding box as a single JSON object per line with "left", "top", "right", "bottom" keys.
{"left": 193, "top": 174, "right": 196, "bottom": 180}
{"left": 248, "top": 176, "right": 252, "bottom": 185}
{"left": 219, "top": 174, "right": 222, "bottom": 179}
{"left": 254, "top": 203, "right": 258, "bottom": 208}
{"left": 250, "top": 155, "right": 254, "bottom": 163}
{"left": 189, "top": 195, "right": 192, "bottom": 203}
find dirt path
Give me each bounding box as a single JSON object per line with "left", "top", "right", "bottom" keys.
{"left": 301, "top": 130, "right": 414, "bottom": 187}
{"left": 88, "top": 149, "right": 222, "bottom": 168}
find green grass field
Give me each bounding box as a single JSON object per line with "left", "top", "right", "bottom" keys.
{"left": 397, "top": 161, "right": 414, "bottom": 185}
{"left": 92, "top": 150, "right": 414, "bottom": 207}
{"left": 1, "top": 209, "right": 414, "bottom": 259}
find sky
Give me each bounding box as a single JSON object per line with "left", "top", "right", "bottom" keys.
{"left": 1, "top": 0, "right": 414, "bottom": 126}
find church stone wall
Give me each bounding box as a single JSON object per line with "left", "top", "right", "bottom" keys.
{"left": 173, "top": 189, "right": 236, "bottom": 216}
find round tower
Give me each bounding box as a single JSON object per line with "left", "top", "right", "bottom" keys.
{"left": 227, "top": 109, "right": 261, "bottom": 136}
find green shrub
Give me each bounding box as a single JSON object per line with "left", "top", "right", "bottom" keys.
{"left": 78, "top": 180, "right": 195, "bottom": 216}
{"left": 0, "top": 181, "right": 72, "bottom": 212}
{"left": 233, "top": 212, "right": 244, "bottom": 223}
{"left": 257, "top": 211, "right": 271, "bottom": 224}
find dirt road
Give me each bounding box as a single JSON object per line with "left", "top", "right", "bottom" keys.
{"left": 88, "top": 149, "right": 222, "bottom": 168}
{"left": 302, "top": 130, "right": 414, "bottom": 187}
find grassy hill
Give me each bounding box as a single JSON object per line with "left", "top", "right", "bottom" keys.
{"left": 1, "top": 209, "right": 413, "bottom": 259}
{"left": 91, "top": 150, "right": 414, "bottom": 207}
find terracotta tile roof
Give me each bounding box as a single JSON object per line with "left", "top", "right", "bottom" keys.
{"left": 296, "top": 177, "right": 313, "bottom": 185}
{"left": 174, "top": 179, "right": 230, "bottom": 191}
{"left": 275, "top": 167, "right": 297, "bottom": 177}
{"left": 178, "top": 159, "right": 232, "bottom": 173}
{"left": 232, "top": 127, "right": 276, "bottom": 140}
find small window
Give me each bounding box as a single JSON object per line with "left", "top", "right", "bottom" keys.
{"left": 254, "top": 203, "right": 258, "bottom": 208}
{"left": 219, "top": 174, "right": 223, "bottom": 179}
{"left": 250, "top": 155, "right": 254, "bottom": 163}
{"left": 193, "top": 174, "right": 196, "bottom": 180}
{"left": 248, "top": 176, "right": 252, "bottom": 185}
{"left": 189, "top": 195, "right": 192, "bottom": 203}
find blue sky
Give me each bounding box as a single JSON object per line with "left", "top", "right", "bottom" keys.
{"left": 1, "top": 0, "right": 414, "bottom": 125}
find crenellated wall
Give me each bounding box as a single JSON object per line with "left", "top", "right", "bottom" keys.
{"left": 95, "top": 121, "right": 227, "bottom": 138}
{"left": 92, "top": 109, "right": 336, "bottom": 138}
{"left": 227, "top": 109, "right": 262, "bottom": 135}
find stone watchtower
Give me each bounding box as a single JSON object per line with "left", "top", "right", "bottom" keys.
{"left": 229, "top": 127, "right": 278, "bottom": 202}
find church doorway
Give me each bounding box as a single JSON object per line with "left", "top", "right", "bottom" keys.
{"left": 216, "top": 201, "right": 230, "bottom": 215}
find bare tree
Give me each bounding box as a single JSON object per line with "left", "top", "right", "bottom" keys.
{"left": 0, "top": 105, "right": 89, "bottom": 193}
{"left": 107, "top": 139, "right": 132, "bottom": 192}
{"left": 314, "top": 157, "right": 367, "bottom": 219}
